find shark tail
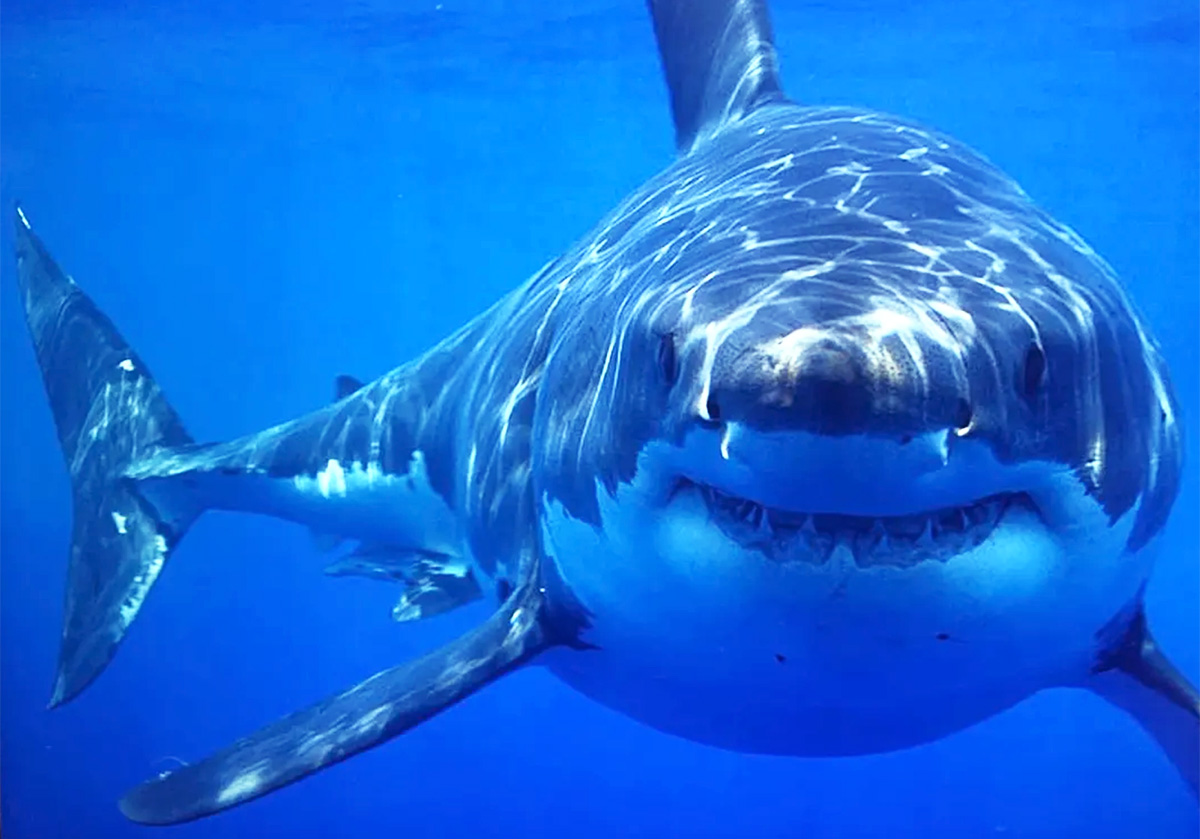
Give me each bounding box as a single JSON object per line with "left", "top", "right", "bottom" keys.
{"left": 15, "top": 207, "right": 200, "bottom": 708}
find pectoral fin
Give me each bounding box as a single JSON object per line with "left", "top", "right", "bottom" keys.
{"left": 119, "top": 579, "right": 552, "bottom": 825}
{"left": 1085, "top": 608, "right": 1199, "bottom": 797}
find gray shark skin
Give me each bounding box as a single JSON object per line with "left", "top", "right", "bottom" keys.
{"left": 13, "top": 0, "right": 1196, "bottom": 826}
{"left": 314, "top": 374, "right": 485, "bottom": 623}
{"left": 322, "top": 543, "right": 484, "bottom": 622}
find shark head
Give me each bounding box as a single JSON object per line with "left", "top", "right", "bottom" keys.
{"left": 533, "top": 108, "right": 1183, "bottom": 755}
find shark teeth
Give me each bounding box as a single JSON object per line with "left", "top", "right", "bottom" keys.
{"left": 693, "top": 482, "right": 1034, "bottom": 567}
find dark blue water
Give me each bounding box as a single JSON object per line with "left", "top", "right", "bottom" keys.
{"left": 1, "top": 2, "right": 1196, "bottom": 837}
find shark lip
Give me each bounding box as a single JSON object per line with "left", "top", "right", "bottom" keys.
{"left": 678, "top": 479, "right": 1040, "bottom": 567}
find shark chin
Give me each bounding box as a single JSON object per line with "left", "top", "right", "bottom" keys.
{"left": 538, "top": 435, "right": 1155, "bottom": 757}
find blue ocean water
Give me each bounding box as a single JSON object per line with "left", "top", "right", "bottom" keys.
{"left": 0, "top": 1, "right": 1196, "bottom": 836}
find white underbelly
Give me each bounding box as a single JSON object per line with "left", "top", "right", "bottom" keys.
{"left": 539, "top": 483, "right": 1152, "bottom": 756}
{"left": 176, "top": 451, "right": 462, "bottom": 553}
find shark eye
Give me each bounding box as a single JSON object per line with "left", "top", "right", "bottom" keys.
{"left": 1022, "top": 344, "right": 1046, "bottom": 400}
{"left": 657, "top": 332, "right": 678, "bottom": 386}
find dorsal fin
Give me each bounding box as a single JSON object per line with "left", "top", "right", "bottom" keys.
{"left": 648, "top": 0, "right": 787, "bottom": 154}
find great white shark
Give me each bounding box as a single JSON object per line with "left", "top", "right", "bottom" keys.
{"left": 13, "top": 0, "right": 1197, "bottom": 825}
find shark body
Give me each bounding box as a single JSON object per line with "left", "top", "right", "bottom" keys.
{"left": 13, "top": 0, "right": 1196, "bottom": 825}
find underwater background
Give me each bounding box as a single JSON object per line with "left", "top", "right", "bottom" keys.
{"left": 1, "top": 1, "right": 1196, "bottom": 836}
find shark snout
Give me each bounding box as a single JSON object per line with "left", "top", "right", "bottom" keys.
{"left": 698, "top": 333, "right": 974, "bottom": 442}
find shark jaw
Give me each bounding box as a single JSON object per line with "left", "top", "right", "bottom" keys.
{"left": 539, "top": 427, "right": 1155, "bottom": 757}
{"left": 677, "top": 478, "right": 1039, "bottom": 568}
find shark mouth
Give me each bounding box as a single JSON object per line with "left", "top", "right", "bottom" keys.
{"left": 684, "top": 480, "right": 1038, "bottom": 567}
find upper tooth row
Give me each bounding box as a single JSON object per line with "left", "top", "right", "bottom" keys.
{"left": 701, "top": 486, "right": 1003, "bottom": 542}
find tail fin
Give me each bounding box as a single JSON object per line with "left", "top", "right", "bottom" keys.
{"left": 1086, "top": 607, "right": 1199, "bottom": 797}
{"left": 15, "top": 207, "right": 198, "bottom": 707}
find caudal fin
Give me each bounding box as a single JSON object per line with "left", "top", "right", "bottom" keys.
{"left": 15, "top": 207, "right": 198, "bottom": 707}
{"left": 1086, "top": 607, "right": 1199, "bottom": 797}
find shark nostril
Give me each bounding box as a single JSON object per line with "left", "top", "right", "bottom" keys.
{"left": 953, "top": 397, "right": 974, "bottom": 432}
{"left": 704, "top": 394, "right": 722, "bottom": 422}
